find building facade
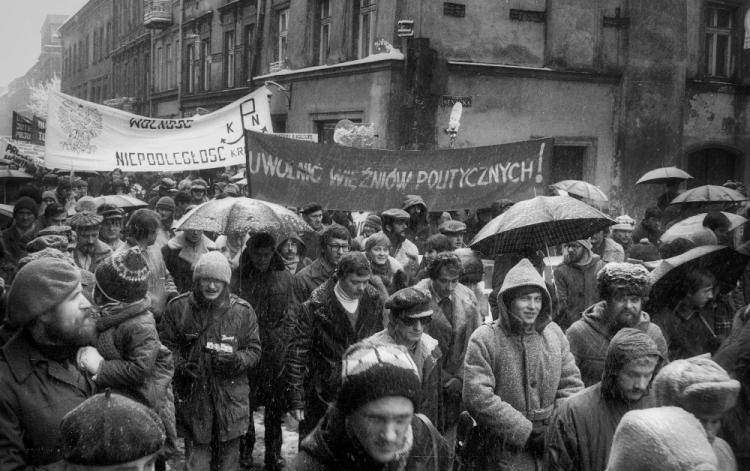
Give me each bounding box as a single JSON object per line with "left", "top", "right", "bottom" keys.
{"left": 59, "top": 0, "right": 750, "bottom": 212}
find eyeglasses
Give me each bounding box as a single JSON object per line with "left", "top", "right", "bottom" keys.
{"left": 400, "top": 316, "right": 432, "bottom": 326}
{"left": 327, "top": 243, "right": 350, "bottom": 252}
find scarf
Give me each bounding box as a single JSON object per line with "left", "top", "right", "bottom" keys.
{"left": 334, "top": 281, "right": 360, "bottom": 314}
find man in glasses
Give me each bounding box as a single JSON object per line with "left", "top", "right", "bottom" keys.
{"left": 293, "top": 224, "right": 351, "bottom": 304}
{"left": 364, "top": 287, "right": 443, "bottom": 425}
{"left": 286, "top": 252, "right": 384, "bottom": 441}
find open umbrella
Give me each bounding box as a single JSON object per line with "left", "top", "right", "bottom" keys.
{"left": 0, "top": 169, "right": 33, "bottom": 181}
{"left": 636, "top": 167, "right": 693, "bottom": 185}
{"left": 470, "top": 195, "right": 615, "bottom": 255}
{"left": 670, "top": 185, "right": 746, "bottom": 205}
{"left": 551, "top": 180, "right": 608, "bottom": 202}
{"left": 660, "top": 212, "right": 747, "bottom": 244}
{"left": 93, "top": 195, "right": 149, "bottom": 209}
{"left": 176, "top": 196, "right": 312, "bottom": 235}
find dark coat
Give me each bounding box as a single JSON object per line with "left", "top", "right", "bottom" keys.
{"left": 293, "top": 257, "right": 335, "bottom": 304}
{"left": 652, "top": 298, "right": 734, "bottom": 361}
{"left": 161, "top": 245, "right": 194, "bottom": 294}
{"left": 290, "top": 406, "right": 452, "bottom": 471}
{"left": 158, "top": 291, "right": 261, "bottom": 443}
{"left": 552, "top": 253, "right": 605, "bottom": 331}
{"left": 0, "top": 331, "right": 95, "bottom": 469}
{"left": 285, "top": 279, "right": 384, "bottom": 411}
{"left": 1, "top": 226, "right": 35, "bottom": 266}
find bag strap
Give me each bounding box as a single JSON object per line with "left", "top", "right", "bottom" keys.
{"left": 415, "top": 413, "right": 440, "bottom": 471}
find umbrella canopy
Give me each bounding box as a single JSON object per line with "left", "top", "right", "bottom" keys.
{"left": 551, "top": 180, "right": 608, "bottom": 202}
{"left": 92, "top": 195, "right": 149, "bottom": 209}
{"left": 0, "top": 169, "right": 33, "bottom": 181}
{"left": 470, "top": 195, "right": 615, "bottom": 255}
{"left": 636, "top": 167, "right": 693, "bottom": 185}
{"left": 660, "top": 212, "right": 747, "bottom": 244}
{"left": 670, "top": 185, "right": 746, "bottom": 205}
{"left": 0, "top": 204, "right": 13, "bottom": 218}
{"left": 175, "top": 196, "right": 312, "bottom": 235}
{"left": 650, "top": 245, "right": 749, "bottom": 305}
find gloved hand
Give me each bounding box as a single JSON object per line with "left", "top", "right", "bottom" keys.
{"left": 179, "top": 361, "right": 201, "bottom": 380}
{"left": 526, "top": 425, "right": 547, "bottom": 458}
{"left": 77, "top": 346, "right": 104, "bottom": 376}
{"left": 443, "top": 377, "right": 462, "bottom": 398}
{"left": 211, "top": 352, "right": 240, "bottom": 375}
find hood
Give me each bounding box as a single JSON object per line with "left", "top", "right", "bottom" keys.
{"left": 564, "top": 247, "right": 601, "bottom": 270}
{"left": 277, "top": 231, "right": 307, "bottom": 258}
{"left": 401, "top": 194, "right": 427, "bottom": 212}
{"left": 601, "top": 327, "right": 662, "bottom": 400}
{"left": 497, "top": 258, "right": 551, "bottom": 334}
{"left": 581, "top": 301, "right": 654, "bottom": 339}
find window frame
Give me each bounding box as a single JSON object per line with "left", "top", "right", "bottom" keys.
{"left": 224, "top": 30, "right": 236, "bottom": 89}
{"left": 358, "top": 0, "right": 377, "bottom": 59}
{"left": 318, "top": 0, "right": 332, "bottom": 65}
{"left": 277, "top": 8, "right": 289, "bottom": 63}
{"left": 703, "top": 2, "right": 739, "bottom": 80}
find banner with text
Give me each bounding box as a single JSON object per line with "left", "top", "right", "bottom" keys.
{"left": 45, "top": 87, "right": 272, "bottom": 172}
{"left": 244, "top": 131, "right": 552, "bottom": 211}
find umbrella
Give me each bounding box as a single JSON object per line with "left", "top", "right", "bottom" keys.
{"left": 551, "top": 180, "right": 608, "bottom": 201}
{"left": 0, "top": 204, "right": 13, "bottom": 218}
{"left": 92, "top": 195, "right": 149, "bottom": 209}
{"left": 670, "top": 185, "right": 746, "bottom": 205}
{"left": 636, "top": 167, "right": 693, "bottom": 185}
{"left": 650, "top": 245, "right": 749, "bottom": 304}
{"left": 0, "top": 169, "right": 33, "bottom": 181}
{"left": 470, "top": 195, "right": 616, "bottom": 255}
{"left": 660, "top": 212, "right": 747, "bottom": 244}
{"left": 175, "top": 196, "right": 312, "bottom": 235}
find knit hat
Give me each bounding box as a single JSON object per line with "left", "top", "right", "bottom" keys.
{"left": 653, "top": 357, "right": 740, "bottom": 417}
{"left": 606, "top": 407, "right": 717, "bottom": 471}
{"left": 98, "top": 203, "right": 124, "bottom": 221}
{"left": 300, "top": 202, "right": 323, "bottom": 215}
{"left": 69, "top": 211, "right": 103, "bottom": 229}
{"left": 61, "top": 390, "right": 165, "bottom": 466}
{"left": 385, "top": 287, "right": 433, "bottom": 319}
{"left": 629, "top": 240, "right": 661, "bottom": 262}
{"left": 363, "top": 214, "right": 382, "bottom": 231}
{"left": 7, "top": 258, "right": 81, "bottom": 327}
{"left": 155, "top": 196, "right": 175, "bottom": 211}
{"left": 75, "top": 196, "right": 99, "bottom": 214}
{"left": 26, "top": 234, "right": 70, "bottom": 253}
{"left": 95, "top": 247, "right": 150, "bottom": 304}
{"left": 193, "top": 251, "right": 232, "bottom": 284}
{"left": 190, "top": 178, "right": 208, "bottom": 191}
{"left": 42, "top": 190, "right": 58, "bottom": 203}
{"left": 13, "top": 196, "right": 38, "bottom": 218}
{"left": 439, "top": 220, "right": 467, "bottom": 234}
{"left": 597, "top": 263, "right": 651, "bottom": 299}
{"left": 601, "top": 328, "right": 661, "bottom": 397}
{"left": 338, "top": 343, "right": 422, "bottom": 414}
{"left": 612, "top": 214, "right": 636, "bottom": 231}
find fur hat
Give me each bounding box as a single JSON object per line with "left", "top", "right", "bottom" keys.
{"left": 607, "top": 406, "right": 718, "bottom": 471}
{"left": 13, "top": 196, "right": 38, "bottom": 219}
{"left": 95, "top": 247, "right": 150, "bottom": 304}
{"left": 69, "top": 211, "right": 103, "bottom": 229}
{"left": 155, "top": 196, "right": 175, "bottom": 211}
{"left": 61, "top": 390, "right": 165, "bottom": 466}
{"left": 601, "top": 328, "right": 661, "bottom": 398}
{"left": 7, "top": 258, "right": 81, "bottom": 327}
{"left": 385, "top": 287, "right": 432, "bottom": 319}
{"left": 75, "top": 196, "right": 99, "bottom": 214}
{"left": 338, "top": 343, "right": 421, "bottom": 414}
{"left": 193, "top": 251, "right": 231, "bottom": 284}
{"left": 597, "top": 262, "right": 651, "bottom": 299}
{"left": 653, "top": 357, "right": 740, "bottom": 417}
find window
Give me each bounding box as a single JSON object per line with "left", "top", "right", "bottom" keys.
{"left": 187, "top": 43, "right": 196, "bottom": 93}
{"left": 550, "top": 146, "right": 585, "bottom": 182}
{"left": 201, "top": 39, "right": 210, "bottom": 91}
{"left": 277, "top": 9, "right": 289, "bottom": 63}
{"left": 166, "top": 43, "right": 174, "bottom": 89}
{"left": 318, "top": 0, "right": 331, "bottom": 64}
{"left": 705, "top": 4, "right": 737, "bottom": 79}
{"left": 224, "top": 31, "right": 235, "bottom": 88}
{"left": 358, "top": 0, "right": 377, "bottom": 58}
{"left": 244, "top": 24, "right": 256, "bottom": 83}
{"left": 155, "top": 46, "right": 164, "bottom": 90}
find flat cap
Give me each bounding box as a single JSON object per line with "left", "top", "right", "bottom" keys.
{"left": 439, "top": 220, "right": 467, "bottom": 234}
{"left": 381, "top": 208, "right": 410, "bottom": 220}
{"left": 385, "top": 287, "right": 433, "bottom": 318}
{"left": 98, "top": 203, "right": 125, "bottom": 220}
{"left": 68, "top": 211, "right": 103, "bottom": 229}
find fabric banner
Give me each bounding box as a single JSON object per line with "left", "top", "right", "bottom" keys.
{"left": 45, "top": 87, "right": 272, "bottom": 172}
{"left": 244, "top": 131, "right": 552, "bottom": 211}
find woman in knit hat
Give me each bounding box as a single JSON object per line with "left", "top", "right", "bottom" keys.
{"left": 364, "top": 231, "right": 408, "bottom": 297}
{"left": 290, "top": 342, "right": 452, "bottom": 471}
{"left": 158, "top": 251, "right": 261, "bottom": 471}
{"left": 76, "top": 246, "right": 177, "bottom": 462}
{"left": 654, "top": 357, "right": 740, "bottom": 471}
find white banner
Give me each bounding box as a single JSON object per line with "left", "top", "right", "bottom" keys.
{"left": 45, "top": 87, "right": 273, "bottom": 172}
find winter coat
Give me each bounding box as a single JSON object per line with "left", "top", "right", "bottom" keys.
{"left": 161, "top": 233, "right": 216, "bottom": 294}
{"left": 463, "top": 259, "right": 584, "bottom": 471}
{"left": 631, "top": 222, "right": 662, "bottom": 248}
{"left": 1, "top": 226, "right": 35, "bottom": 265}
{"left": 72, "top": 239, "right": 112, "bottom": 274}
{"left": 553, "top": 252, "right": 605, "bottom": 331}
{"left": 402, "top": 194, "right": 432, "bottom": 254}
{"left": 591, "top": 237, "right": 625, "bottom": 264}
{"left": 415, "top": 277, "right": 482, "bottom": 431}
{"left": 393, "top": 238, "right": 420, "bottom": 282}
{"left": 544, "top": 383, "right": 657, "bottom": 471}
{"left": 364, "top": 329, "right": 443, "bottom": 426}
{"left": 652, "top": 298, "right": 734, "bottom": 361}
{"left": 158, "top": 290, "right": 261, "bottom": 444}
{"left": 285, "top": 279, "right": 384, "bottom": 411}
{"left": 0, "top": 330, "right": 95, "bottom": 469}
{"left": 300, "top": 230, "right": 321, "bottom": 261}
{"left": 566, "top": 301, "right": 668, "bottom": 386}
{"left": 293, "top": 257, "right": 335, "bottom": 304}
{"left": 290, "top": 406, "right": 452, "bottom": 471}
{"left": 370, "top": 255, "right": 408, "bottom": 295}
{"left": 237, "top": 257, "right": 297, "bottom": 408}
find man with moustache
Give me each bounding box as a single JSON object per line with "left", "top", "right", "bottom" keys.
{"left": 69, "top": 211, "right": 113, "bottom": 274}
{"left": 299, "top": 203, "right": 325, "bottom": 261}
{"left": 159, "top": 251, "right": 261, "bottom": 471}
{"left": 0, "top": 258, "right": 98, "bottom": 469}
{"left": 293, "top": 224, "right": 350, "bottom": 304}
{"left": 566, "top": 263, "right": 668, "bottom": 386}
{"left": 545, "top": 328, "right": 662, "bottom": 471}
{"left": 153, "top": 196, "right": 176, "bottom": 250}
{"left": 382, "top": 208, "right": 420, "bottom": 281}
{"left": 553, "top": 239, "right": 605, "bottom": 331}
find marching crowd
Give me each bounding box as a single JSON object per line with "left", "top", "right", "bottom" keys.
{"left": 0, "top": 168, "right": 748, "bottom": 471}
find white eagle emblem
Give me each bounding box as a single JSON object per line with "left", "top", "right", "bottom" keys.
{"left": 57, "top": 98, "right": 103, "bottom": 154}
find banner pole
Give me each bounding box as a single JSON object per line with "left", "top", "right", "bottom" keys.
{"left": 244, "top": 130, "right": 252, "bottom": 197}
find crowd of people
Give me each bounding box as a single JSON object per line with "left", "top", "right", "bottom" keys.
{"left": 0, "top": 167, "right": 748, "bottom": 471}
